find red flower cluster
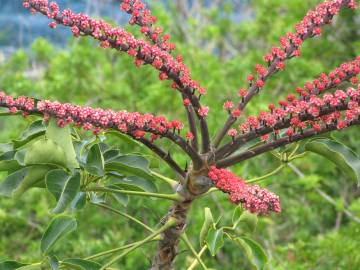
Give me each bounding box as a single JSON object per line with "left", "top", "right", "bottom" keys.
{"left": 231, "top": 57, "right": 360, "bottom": 139}
{"left": 208, "top": 166, "right": 281, "bottom": 214}
{"left": 240, "top": 84, "right": 360, "bottom": 142}
{"left": 23, "top": 0, "right": 207, "bottom": 112}
{"left": 243, "top": 0, "right": 356, "bottom": 96}
{"left": 120, "top": 0, "right": 176, "bottom": 52}
{"left": 0, "top": 91, "right": 183, "bottom": 139}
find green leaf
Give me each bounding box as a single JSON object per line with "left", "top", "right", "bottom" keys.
{"left": 0, "top": 150, "right": 16, "bottom": 161}
{"left": 105, "top": 131, "right": 142, "bottom": 147}
{"left": 199, "top": 207, "right": 215, "bottom": 247}
{"left": 13, "top": 120, "right": 46, "bottom": 149}
{"left": 46, "top": 170, "right": 81, "bottom": 214}
{"left": 109, "top": 192, "right": 129, "bottom": 207}
{"left": 70, "top": 192, "right": 87, "bottom": 211}
{"left": 62, "top": 259, "right": 102, "bottom": 270}
{"left": 105, "top": 155, "right": 156, "bottom": 183}
{"left": 305, "top": 139, "right": 360, "bottom": 185}
{"left": 205, "top": 228, "right": 224, "bottom": 256}
{"left": 12, "top": 165, "right": 54, "bottom": 198}
{"left": 109, "top": 175, "right": 157, "bottom": 193}
{"left": 235, "top": 237, "right": 268, "bottom": 270}
{"left": 17, "top": 265, "right": 41, "bottom": 269}
{"left": 41, "top": 215, "right": 77, "bottom": 254}
{"left": 73, "top": 138, "right": 97, "bottom": 165}
{"left": 0, "top": 143, "right": 13, "bottom": 153}
{"left": 232, "top": 206, "right": 243, "bottom": 224}
{"left": 103, "top": 149, "right": 121, "bottom": 162}
{"left": 48, "top": 255, "right": 59, "bottom": 270}
{"left": 14, "top": 149, "right": 27, "bottom": 166}
{"left": 0, "top": 261, "right": 28, "bottom": 270}
{"left": 46, "top": 118, "right": 79, "bottom": 169}
{"left": 0, "top": 160, "right": 21, "bottom": 173}
{"left": 24, "top": 139, "right": 67, "bottom": 168}
{"left": 85, "top": 144, "right": 105, "bottom": 176}
{"left": 238, "top": 211, "right": 258, "bottom": 232}
{"left": 90, "top": 192, "right": 105, "bottom": 204}
{"left": 0, "top": 168, "right": 28, "bottom": 197}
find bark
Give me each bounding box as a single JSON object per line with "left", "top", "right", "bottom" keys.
{"left": 150, "top": 199, "right": 192, "bottom": 270}
{"left": 150, "top": 165, "right": 212, "bottom": 269}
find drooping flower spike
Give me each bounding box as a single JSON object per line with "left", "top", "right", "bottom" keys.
{"left": 208, "top": 166, "right": 281, "bottom": 215}
{"left": 120, "top": 0, "right": 176, "bottom": 53}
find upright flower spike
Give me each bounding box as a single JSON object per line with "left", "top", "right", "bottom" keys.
{"left": 213, "top": 0, "right": 358, "bottom": 148}
{"left": 208, "top": 166, "right": 281, "bottom": 215}
{"left": 216, "top": 84, "right": 360, "bottom": 159}
{"left": 119, "top": 0, "right": 176, "bottom": 52}
{"left": 23, "top": 0, "right": 207, "bottom": 112}
{"left": 24, "top": 0, "right": 211, "bottom": 155}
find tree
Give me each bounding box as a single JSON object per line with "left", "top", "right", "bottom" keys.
{"left": 0, "top": 0, "right": 359, "bottom": 269}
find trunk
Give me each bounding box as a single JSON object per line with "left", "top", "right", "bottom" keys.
{"left": 150, "top": 199, "right": 192, "bottom": 270}
{"left": 150, "top": 166, "right": 212, "bottom": 269}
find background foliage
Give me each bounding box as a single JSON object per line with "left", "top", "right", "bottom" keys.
{"left": 0, "top": 0, "right": 359, "bottom": 269}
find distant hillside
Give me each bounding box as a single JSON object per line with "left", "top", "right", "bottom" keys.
{"left": 0, "top": 0, "right": 123, "bottom": 54}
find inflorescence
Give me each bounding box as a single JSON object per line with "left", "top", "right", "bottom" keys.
{"left": 13, "top": 0, "right": 360, "bottom": 213}
{"left": 23, "top": 0, "right": 208, "bottom": 118}
{"left": 0, "top": 92, "right": 184, "bottom": 139}
{"left": 208, "top": 166, "right": 281, "bottom": 215}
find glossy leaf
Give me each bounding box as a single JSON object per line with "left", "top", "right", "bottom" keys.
{"left": 0, "top": 160, "right": 21, "bottom": 173}
{"left": 24, "top": 139, "right": 67, "bottom": 168}
{"left": 14, "top": 149, "right": 27, "bottom": 166}
{"left": 48, "top": 255, "right": 59, "bottom": 270}
{"left": 205, "top": 228, "right": 224, "bottom": 256}
{"left": 238, "top": 211, "right": 258, "bottom": 232}
{"left": 70, "top": 192, "right": 87, "bottom": 211}
{"left": 0, "top": 261, "right": 28, "bottom": 270}
{"left": 103, "top": 149, "right": 121, "bottom": 162}
{"left": 46, "top": 118, "right": 79, "bottom": 169}
{"left": 106, "top": 155, "right": 156, "bottom": 183}
{"left": 0, "top": 143, "right": 13, "bottom": 153}
{"left": 13, "top": 120, "right": 46, "bottom": 149}
{"left": 232, "top": 206, "right": 243, "bottom": 224}
{"left": 12, "top": 165, "right": 54, "bottom": 198}
{"left": 0, "top": 168, "right": 28, "bottom": 197}
{"left": 46, "top": 170, "right": 81, "bottom": 214}
{"left": 305, "top": 139, "right": 360, "bottom": 185}
{"left": 106, "top": 131, "right": 142, "bottom": 147}
{"left": 41, "top": 215, "right": 77, "bottom": 254}
{"left": 62, "top": 259, "right": 102, "bottom": 270}
{"left": 199, "top": 207, "right": 215, "bottom": 247}
{"left": 109, "top": 175, "right": 157, "bottom": 193}
{"left": 236, "top": 237, "right": 268, "bottom": 270}
{"left": 109, "top": 192, "right": 129, "bottom": 207}
{"left": 85, "top": 144, "right": 105, "bottom": 176}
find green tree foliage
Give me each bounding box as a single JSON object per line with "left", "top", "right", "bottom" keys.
{"left": 0, "top": 0, "right": 359, "bottom": 269}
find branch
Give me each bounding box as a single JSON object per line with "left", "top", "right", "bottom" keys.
{"left": 0, "top": 91, "right": 205, "bottom": 168}
{"left": 138, "top": 137, "right": 186, "bottom": 178}
{"left": 25, "top": 0, "right": 211, "bottom": 155}
{"left": 213, "top": 0, "right": 355, "bottom": 147}
{"left": 100, "top": 218, "right": 177, "bottom": 270}
{"left": 86, "top": 186, "right": 182, "bottom": 201}
{"left": 182, "top": 93, "right": 199, "bottom": 151}
{"left": 216, "top": 90, "right": 359, "bottom": 159}
{"left": 216, "top": 119, "right": 360, "bottom": 168}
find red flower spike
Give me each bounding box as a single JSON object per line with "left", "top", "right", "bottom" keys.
{"left": 208, "top": 166, "right": 281, "bottom": 215}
